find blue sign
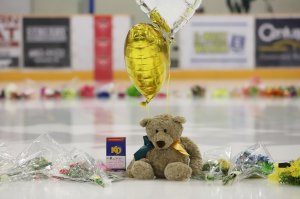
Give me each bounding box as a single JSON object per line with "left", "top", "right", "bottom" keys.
{"left": 106, "top": 137, "right": 126, "bottom": 156}
{"left": 231, "top": 35, "right": 245, "bottom": 52}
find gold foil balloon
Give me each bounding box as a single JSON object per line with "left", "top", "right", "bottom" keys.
{"left": 124, "top": 23, "right": 170, "bottom": 106}
{"left": 136, "top": 0, "right": 202, "bottom": 37}
{"left": 124, "top": 1, "right": 201, "bottom": 106}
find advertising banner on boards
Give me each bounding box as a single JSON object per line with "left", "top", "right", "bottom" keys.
{"left": 23, "top": 17, "right": 70, "bottom": 68}
{"left": 0, "top": 15, "right": 21, "bottom": 68}
{"left": 256, "top": 17, "right": 300, "bottom": 67}
{"left": 179, "top": 16, "right": 254, "bottom": 69}
{"left": 94, "top": 15, "right": 113, "bottom": 82}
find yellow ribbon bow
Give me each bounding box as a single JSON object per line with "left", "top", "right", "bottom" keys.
{"left": 171, "top": 140, "right": 189, "bottom": 156}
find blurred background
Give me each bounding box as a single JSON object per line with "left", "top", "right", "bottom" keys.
{"left": 1, "top": 2, "right": 300, "bottom": 198}
{"left": 0, "top": 0, "right": 300, "bottom": 99}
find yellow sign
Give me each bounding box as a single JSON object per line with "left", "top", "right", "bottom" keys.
{"left": 111, "top": 146, "right": 122, "bottom": 155}
{"left": 194, "top": 32, "right": 228, "bottom": 53}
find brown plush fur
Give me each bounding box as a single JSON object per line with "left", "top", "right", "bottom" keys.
{"left": 127, "top": 114, "right": 202, "bottom": 181}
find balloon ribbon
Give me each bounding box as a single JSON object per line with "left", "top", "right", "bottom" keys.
{"left": 134, "top": 136, "right": 189, "bottom": 160}
{"left": 171, "top": 140, "right": 189, "bottom": 156}
{"left": 134, "top": 136, "right": 154, "bottom": 160}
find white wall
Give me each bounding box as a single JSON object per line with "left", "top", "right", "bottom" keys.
{"left": 253, "top": 0, "right": 300, "bottom": 13}
{"left": 95, "top": 0, "right": 149, "bottom": 24}
{"left": 0, "top": 0, "right": 31, "bottom": 14}
{"left": 1, "top": 0, "right": 300, "bottom": 16}
{"left": 95, "top": 0, "right": 300, "bottom": 22}
{"left": 203, "top": 0, "right": 300, "bottom": 14}
{"left": 71, "top": 15, "right": 94, "bottom": 71}
{"left": 31, "top": 0, "right": 79, "bottom": 14}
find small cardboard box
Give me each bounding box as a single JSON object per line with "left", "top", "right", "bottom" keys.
{"left": 106, "top": 137, "right": 126, "bottom": 171}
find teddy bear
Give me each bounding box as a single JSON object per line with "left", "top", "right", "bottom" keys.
{"left": 127, "top": 114, "right": 202, "bottom": 181}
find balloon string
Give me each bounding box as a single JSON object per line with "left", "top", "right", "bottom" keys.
{"left": 146, "top": 102, "right": 150, "bottom": 117}
{"left": 165, "top": 38, "right": 172, "bottom": 114}
{"left": 141, "top": 100, "right": 150, "bottom": 117}
{"left": 166, "top": 63, "right": 171, "bottom": 114}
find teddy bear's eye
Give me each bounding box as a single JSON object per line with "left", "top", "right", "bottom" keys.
{"left": 155, "top": 129, "right": 159, "bottom": 133}
{"left": 164, "top": 129, "right": 167, "bottom": 133}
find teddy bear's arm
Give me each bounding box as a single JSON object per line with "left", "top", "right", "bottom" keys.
{"left": 180, "top": 137, "right": 202, "bottom": 175}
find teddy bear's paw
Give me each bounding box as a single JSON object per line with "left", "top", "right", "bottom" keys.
{"left": 131, "top": 161, "right": 155, "bottom": 180}
{"left": 164, "top": 162, "right": 192, "bottom": 181}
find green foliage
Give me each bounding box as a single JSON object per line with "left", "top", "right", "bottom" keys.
{"left": 279, "top": 172, "right": 300, "bottom": 186}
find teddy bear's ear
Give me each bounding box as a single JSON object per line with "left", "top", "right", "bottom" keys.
{"left": 173, "top": 116, "right": 186, "bottom": 124}
{"left": 140, "top": 118, "right": 151, "bottom": 127}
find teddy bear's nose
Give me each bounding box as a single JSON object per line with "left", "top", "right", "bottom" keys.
{"left": 156, "top": 141, "right": 165, "bottom": 148}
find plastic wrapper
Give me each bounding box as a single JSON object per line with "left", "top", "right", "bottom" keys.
{"left": 50, "top": 149, "right": 112, "bottom": 187}
{"left": 0, "top": 143, "right": 15, "bottom": 174}
{"left": 1, "top": 134, "right": 120, "bottom": 187}
{"left": 0, "top": 157, "right": 52, "bottom": 183}
{"left": 0, "top": 134, "right": 64, "bottom": 183}
{"left": 193, "top": 146, "right": 231, "bottom": 182}
{"left": 223, "top": 143, "right": 274, "bottom": 185}
{"left": 268, "top": 158, "right": 300, "bottom": 186}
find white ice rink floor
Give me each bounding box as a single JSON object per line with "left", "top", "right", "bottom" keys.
{"left": 0, "top": 97, "right": 300, "bottom": 199}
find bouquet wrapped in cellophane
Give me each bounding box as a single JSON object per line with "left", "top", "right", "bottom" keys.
{"left": 49, "top": 148, "right": 113, "bottom": 187}
{"left": 193, "top": 146, "right": 232, "bottom": 183}
{"left": 0, "top": 134, "right": 123, "bottom": 187}
{"left": 223, "top": 143, "right": 274, "bottom": 185}
{"left": 0, "top": 134, "right": 63, "bottom": 183}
